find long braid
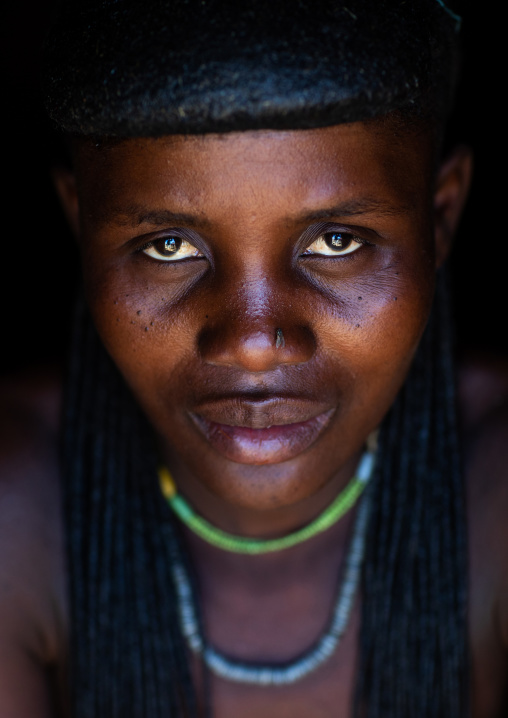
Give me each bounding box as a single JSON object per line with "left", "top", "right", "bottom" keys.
{"left": 62, "top": 270, "right": 468, "bottom": 717}
{"left": 62, "top": 297, "right": 199, "bottom": 717}
{"left": 356, "top": 270, "right": 468, "bottom": 717}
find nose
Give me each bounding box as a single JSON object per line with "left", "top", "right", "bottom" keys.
{"left": 199, "top": 323, "right": 316, "bottom": 372}
{"left": 197, "top": 281, "right": 316, "bottom": 372}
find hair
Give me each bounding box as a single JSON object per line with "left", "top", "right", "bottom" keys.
{"left": 43, "top": 0, "right": 460, "bottom": 138}
{"left": 48, "top": 1, "right": 468, "bottom": 716}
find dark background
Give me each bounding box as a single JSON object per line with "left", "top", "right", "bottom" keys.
{"left": 0, "top": 1, "right": 504, "bottom": 375}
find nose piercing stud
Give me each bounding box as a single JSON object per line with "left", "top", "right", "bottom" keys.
{"left": 275, "top": 328, "right": 285, "bottom": 349}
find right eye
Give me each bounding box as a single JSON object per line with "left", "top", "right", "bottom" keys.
{"left": 301, "top": 231, "right": 364, "bottom": 257}
{"left": 142, "top": 236, "right": 203, "bottom": 262}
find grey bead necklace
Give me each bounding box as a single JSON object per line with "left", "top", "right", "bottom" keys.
{"left": 170, "top": 454, "right": 374, "bottom": 686}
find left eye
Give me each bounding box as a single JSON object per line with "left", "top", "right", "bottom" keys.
{"left": 302, "top": 232, "right": 363, "bottom": 257}
{"left": 142, "top": 236, "right": 202, "bottom": 262}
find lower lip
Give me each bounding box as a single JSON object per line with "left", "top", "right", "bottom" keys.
{"left": 191, "top": 411, "right": 334, "bottom": 465}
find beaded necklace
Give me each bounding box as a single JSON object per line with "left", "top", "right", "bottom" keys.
{"left": 160, "top": 445, "right": 376, "bottom": 685}
{"left": 159, "top": 448, "right": 374, "bottom": 554}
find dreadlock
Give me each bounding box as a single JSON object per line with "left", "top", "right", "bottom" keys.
{"left": 62, "top": 295, "right": 200, "bottom": 717}
{"left": 61, "top": 271, "right": 468, "bottom": 718}
{"left": 356, "top": 271, "right": 468, "bottom": 716}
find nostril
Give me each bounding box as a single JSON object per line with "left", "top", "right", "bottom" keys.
{"left": 198, "top": 324, "right": 316, "bottom": 371}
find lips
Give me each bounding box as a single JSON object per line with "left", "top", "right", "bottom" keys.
{"left": 190, "top": 397, "right": 335, "bottom": 465}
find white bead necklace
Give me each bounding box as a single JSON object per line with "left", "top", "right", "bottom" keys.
{"left": 170, "top": 460, "right": 373, "bottom": 686}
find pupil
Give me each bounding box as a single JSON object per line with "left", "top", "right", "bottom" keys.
{"left": 326, "top": 233, "right": 351, "bottom": 251}
{"left": 159, "top": 237, "right": 181, "bottom": 254}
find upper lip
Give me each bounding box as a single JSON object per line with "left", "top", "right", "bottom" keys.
{"left": 190, "top": 395, "right": 334, "bottom": 430}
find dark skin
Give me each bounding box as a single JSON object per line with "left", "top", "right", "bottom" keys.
{"left": 0, "top": 119, "right": 507, "bottom": 716}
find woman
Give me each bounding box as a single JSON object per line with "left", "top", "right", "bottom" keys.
{"left": 0, "top": 0, "right": 507, "bottom": 716}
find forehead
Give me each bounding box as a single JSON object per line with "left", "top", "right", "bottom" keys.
{"left": 74, "top": 122, "right": 434, "bottom": 225}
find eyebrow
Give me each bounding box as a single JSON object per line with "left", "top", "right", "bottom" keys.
{"left": 106, "top": 197, "right": 408, "bottom": 229}
{"left": 294, "top": 198, "right": 411, "bottom": 223}
{"left": 107, "top": 206, "right": 212, "bottom": 229}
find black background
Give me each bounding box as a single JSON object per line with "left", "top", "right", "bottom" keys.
{"left": 0, "top": 1, "right": 504, "bottom": 376}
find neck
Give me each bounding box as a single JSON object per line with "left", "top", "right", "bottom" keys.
{"left": 161, "top": 448, "right": 362, "bottom": 542}
{"left": 182, "top": 493, "right": 359, "bottom": 581}
{"left": 177, "top": 489, "right": 362, "bottom": 673}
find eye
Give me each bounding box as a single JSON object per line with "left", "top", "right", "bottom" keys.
{"left": 141, "top": 236, "right": 203, "bottom": 262}
{"left": 302, "top": 231, "right": 363, "bottom": 257}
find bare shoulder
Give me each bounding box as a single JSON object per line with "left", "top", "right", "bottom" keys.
{"left": 458, "top": 352, "right": 508, "bottom": 525}
{"left": 458, "top": 351, "right": 508, "bottom": 435}
{"left": 458, "top": 353, "right": 508, "bottom": 715}
{"left": 458, "top": 352, "right": 508, "bottom": 620}
{"left": 0, "top": 365, "right": 68, "bottom": 717}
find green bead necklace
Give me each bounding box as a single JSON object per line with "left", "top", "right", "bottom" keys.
{"left": 159, "top": 446, "right": 375, "bottom": 554}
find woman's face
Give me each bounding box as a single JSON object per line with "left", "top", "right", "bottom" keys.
{"left": 68, "top": 122, "right": 464, "bottom": 516}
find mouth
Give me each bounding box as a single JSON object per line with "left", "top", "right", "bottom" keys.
{"left": 190, "top": 397, "right": 335, "bottom": 465}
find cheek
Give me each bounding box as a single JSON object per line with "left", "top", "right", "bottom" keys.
{"left": 81, "top": 257, "right": 201, "bottom": 406}
{"left": 316, "top": 253, "right": 435, "bottom": 405}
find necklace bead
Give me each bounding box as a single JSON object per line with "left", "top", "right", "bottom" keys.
{"left": 159, "top": 448, "right": 375, "bottom": 554}
{"left": 164, "top": 446, "right": 376, "bottom": 685}
{"left": 170, "top": 488, "right": 372, "bottom": 685}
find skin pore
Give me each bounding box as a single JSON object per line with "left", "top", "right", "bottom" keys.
{"left": 6, "top": 118, "right": 508, "bottom": 717}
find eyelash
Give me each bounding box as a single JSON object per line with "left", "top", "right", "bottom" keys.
{"left": 300, "top": 230, "right": 368, "bottom": 258}
{"left": 138, "top": 235, "right": 203, "bottom": 262}
{"left": 136, "top": 227, "right": 370, "bottom": 263}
